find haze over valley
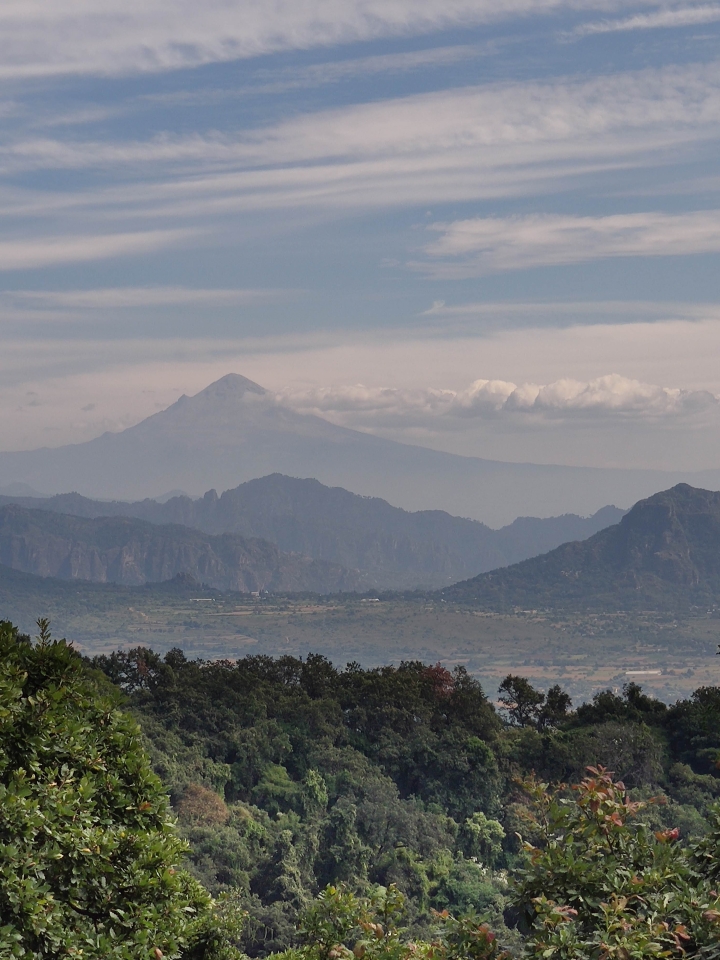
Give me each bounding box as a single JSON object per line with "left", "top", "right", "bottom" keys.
{"left": 1, "top": 372, "right": 720, "bottom": 705}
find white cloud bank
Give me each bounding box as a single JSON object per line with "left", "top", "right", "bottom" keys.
{"left": 278, "top": 374, "right": 718, "bottom": 426}
{"left": 419, "top": 210, "right": 720, "bottom": 276}
{"left": 0, "top": 1, "right": 690, "bottom": 79}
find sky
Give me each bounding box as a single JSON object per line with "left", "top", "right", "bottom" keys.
{"left": 1, "top": 0, "right": 719, "bottom": 472}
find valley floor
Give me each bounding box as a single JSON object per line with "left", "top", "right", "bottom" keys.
{"left": 6, "top": 587, "right": 720, "bottom": 702}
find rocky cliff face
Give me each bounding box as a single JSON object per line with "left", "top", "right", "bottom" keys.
{"left": 0, "top": 505, "right": 364, "bottom": 593}
{"left": 442, "top": 484, "right": 720, "bottom": 610}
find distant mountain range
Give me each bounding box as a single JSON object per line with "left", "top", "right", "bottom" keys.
{"left": 0, "top": 483, "right": 718, "bottom": 616}
{"left": 0, "top": 373, "right": 718, "bottom": 525}
{"left": 0, "top": 474, "right": 625, "bottom": 589}
{"left": 0, "top": 504, "right": 363, "bottom": 594}
{"left": 442, "top": 484, "right": 720, "bottom": 611}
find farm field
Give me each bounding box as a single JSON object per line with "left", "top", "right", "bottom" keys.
{"left": 6, "top": 580, "right": 719, "bottom": 702}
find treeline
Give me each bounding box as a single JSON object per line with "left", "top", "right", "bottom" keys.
{"left": 90, "top": 648, "right": 720, "bottom": 955}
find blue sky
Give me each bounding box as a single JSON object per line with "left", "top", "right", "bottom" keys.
{"left": 1, "top": 0, "right": 720, "bottom": 473}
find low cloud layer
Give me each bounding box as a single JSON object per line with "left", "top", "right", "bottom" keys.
{"left": 278, "top": 374, "right": 718, "bottom": 428}
{"left": 419, "top": 211, "right": 720, "bottom": 276}
{"left": 2, "top": 322, "right": 720, "bottom": 471}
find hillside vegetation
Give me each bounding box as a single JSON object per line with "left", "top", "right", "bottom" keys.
{"left": 5, "top": 620, "right": 720, "bottom": 959}
{"left": 91, "top": 645, "right": 720, "bottom": 955}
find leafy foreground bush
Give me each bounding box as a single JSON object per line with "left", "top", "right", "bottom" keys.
{"left": 277, "top": 883, "right": 508, "bottom": 960}
{"left": 515, "top": 768, "right": 720, "bottom": 960}
{"left": 289, "top": 770, "right": 720, "bottom": 960}
{"left": 0, "top": 620, "right": 243, "bottom": 960}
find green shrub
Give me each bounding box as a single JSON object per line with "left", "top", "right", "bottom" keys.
{"left": 0, "top": 620, "right": 242, "bottom": 960}
{"left": 514, "top": 767, "right": 720, "bottom": 959}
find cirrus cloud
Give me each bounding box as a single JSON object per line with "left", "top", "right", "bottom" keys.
{"left": 0, "top": 229, "right": 195, "bottom": 271}
{"left": 570, "top": 4, "right": 720, "bottom": 37}
{"left": 418, "top": 210, "right": 720, "bottom": 276}
{"left": 8, "top": 61, "right": 720, "bottom": 176}
{"left": 7, "top": 286, "right": 299, "bottom": 309}
{"left": 0, "top": 1, "right": 691, "bottom": 79}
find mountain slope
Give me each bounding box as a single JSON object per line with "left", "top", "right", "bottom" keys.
{"left": 0, "top": 475, "right": 626, "bottom": 588}
{"left": 0, "top": 505, "right": 364, "bottom": 593}
{"left": 442, "top": 484, "right": 720, "bottom": 610}
{"left": 0, "top": 373, "right": 709, "bottom": 526}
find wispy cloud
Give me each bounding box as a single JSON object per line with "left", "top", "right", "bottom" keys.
{"left": 0, "top": 1, "right": 678, "bottom": 79}
{"left": 251, "top": 44, "right": 489, "bottom": 93}
{"left": 134, "top": 45, "right": 488, "bottom": 108}
{"left": 0, "top": 230, "right": 194, "bottom": 271}
{"left": 278, "top": 374, "right": 718, "bottom": 426}
{"left": 419, "top": 299, "right": 720, "bottom": 333}
{"left": 2, "top": 61, "right": 719, "bottom": 225}
{"left": 570, "top": 4, "right": 720, "bottom": 38}
{"left": 31, "top": 106, "right": 121, "bottom": 129}
{"left": 13, "top": 62, "right": 720, "bottom": 172}
{"left": 417, "top": 210, "right": 720, "bottom": 276}
{"left": 8, "top": 286, "right": 298, "bottom": 309}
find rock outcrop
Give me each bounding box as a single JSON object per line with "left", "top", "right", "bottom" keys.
{"left": 0, "top": 505, "right": 364, "bottom": 593}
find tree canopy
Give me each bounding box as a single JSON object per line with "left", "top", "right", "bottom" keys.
{"left": 4, "top": 621, "right": 720, "bottom": 959}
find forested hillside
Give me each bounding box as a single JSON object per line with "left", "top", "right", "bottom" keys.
{"left": 91, "top": 647, "right": 720, "bottom": 956}
{"left": 4, "top": 622, "right": 720, "bottom": 959}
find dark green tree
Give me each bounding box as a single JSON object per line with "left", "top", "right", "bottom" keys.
{"left": 498, "top": 676, "right": 545, "bottom": 728}
{"left": 537, "top": 685, "right": 572, "bottom": 730}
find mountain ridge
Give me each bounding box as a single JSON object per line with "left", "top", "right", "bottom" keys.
{"left": 0, "top": 474, "right": 626, "bottom": 589}
{"left": 0, "top": 372, "right": 714, "bottom": 525}
{"left": 441, "top": 483, "right": 720, "bottom": 610}
{"left": 0, "top": 503, "right": 365, "bottom": 594}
